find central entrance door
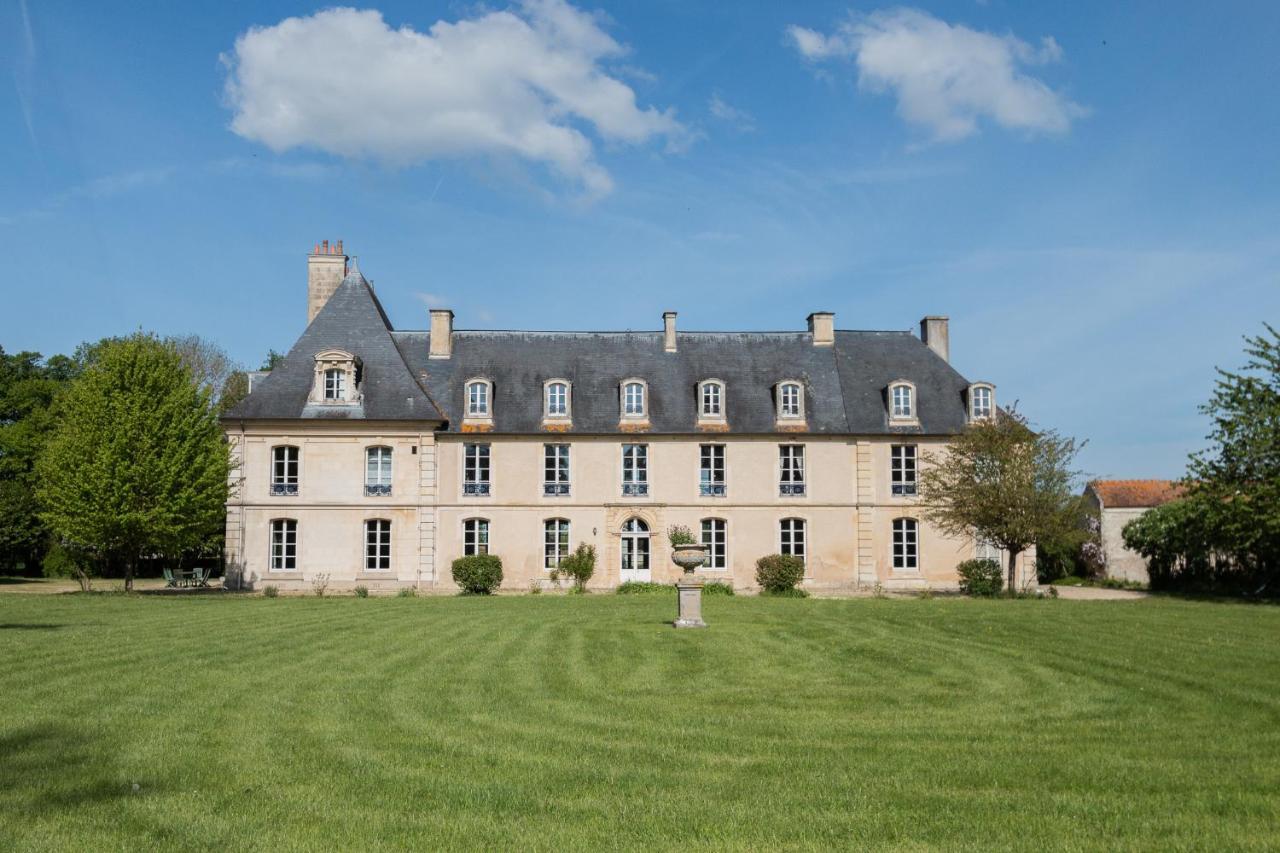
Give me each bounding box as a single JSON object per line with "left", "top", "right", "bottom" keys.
{"left": 620, "top": 517, "right": 651, "bottom": 583}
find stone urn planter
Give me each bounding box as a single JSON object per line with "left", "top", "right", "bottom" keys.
{"left": 671, "top": 543, "right": 708, "bottom": 574}
{"left": 670, "top": 542, "right": 708, "bottom": 629}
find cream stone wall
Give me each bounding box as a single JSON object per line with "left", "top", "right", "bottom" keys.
{"left": 225, "top": 426, "right": 1034, "bottom": 593}
{"left": 1099, "top": 507, "right": 1151, "bottom": 583}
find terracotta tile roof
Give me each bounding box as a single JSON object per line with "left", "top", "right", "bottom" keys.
{"left": 1088, "top": 480, "right": 1184, "bottom": 508}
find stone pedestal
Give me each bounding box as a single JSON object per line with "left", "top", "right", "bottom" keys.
{"left": 674, "top": 576, "right": 707, "bottom": 629}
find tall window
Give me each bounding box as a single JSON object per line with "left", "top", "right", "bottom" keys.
{"left": 544, "top": 518, "right": 570, "bottom": 569}
{"left": 467, "top": 380, "right": 490, "bottom": 416}
{"left": 701, "top": 518, "right": 726, "bottom": 570}
{"left": 699, "top": 444, "right": 726, "bottom": 496}
{"left": 623, "top": 381, "right": 646, "bottom": 417}
{"left": 779, "top": 445, "right": 805, "bottom": 496}
{"left": 891, "top": 445, "right": 917, "bottom": 497}
{"left": 365, "top": 519, "right": 391, "bottom": 571}
{"left": 323, "top": 368, "right": 346, "bottom": 401}
{"left": 700, "top": 381, "right": 723, "bottom": 417}
{"left": 780, "top": 518, "right": 806, "bottom": 564}
{"left": 269, "top": 519, "right": 297, "bottom": 571}
{"left": 891, "top": 384, "right": 914, "bottom": 418}
{"left": 365, "top": 446, "right": 392, "bottom": 496}
{"left": 971, "top": 386, "right": 993, "bottom": 420}
{"left": 544, "top": 444, "right": 570, "bottom": 496}
{"left": 463, "top": 443, "right": 491, "bottom": 496}
{"left": 893, "top": 518, "right": 918, "bottom": 570}
{"left": 546, "top": 382, "right": 569, "bottom": 417}
{"left": 622, "top": 444, "right": 649, "bottom": 496}
{"left": 779, "top": 382, "right": 803, "bottom": 418}
{"left": 271, "top": 446, "right": 299, "bottom": 496}
{"left": 463, "top": 518, "right": 489, "bottom": 556}
{"left": 621, "top": 517, "right": 650, "bottom": 574}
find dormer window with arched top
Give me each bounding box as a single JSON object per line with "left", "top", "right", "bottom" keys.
{"left": 544, "top": 379, "right": 571, "bottom": 422}
{"left": 310, "top": 350, "right": 361, "bottom": 405}
{"left": 889, "top": 380, "right": 917, "bottom": 423}
{"left": 969, "top": 383, "right": 995, "bottom": 421}
{"left": 463, "top": 378, "right": 494, "bottom": 427}
{"left": 776, "top": 381, "right": 804, "bottom": 421}
{"left": 698, "top": 379, "right": 726, "bottom": 425}
{"left": 621, "top": 379, "right": 647, "bottom": 420}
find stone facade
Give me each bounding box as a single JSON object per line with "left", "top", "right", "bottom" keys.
{"left": 1083, "top": 480, "right": 1183, "bottom": 584}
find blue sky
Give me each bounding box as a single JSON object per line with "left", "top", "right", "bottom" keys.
{"left": 3, "top": 0, "right": 1278, "bottom": 479}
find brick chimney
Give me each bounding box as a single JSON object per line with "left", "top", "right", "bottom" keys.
{"left": 920, "top": 315, "right": 949, "bottom": 362}
{"left": 663, "top": 311, "right": 677, "bottom": 352}
{"left": 429, "top": 309, "right": 454, "bottom": 359}
{"left": 307, "top": 240, "right": 348, "bottom": 324}
{"left": 807, "top": 311, "right": 834, "bottom": 346}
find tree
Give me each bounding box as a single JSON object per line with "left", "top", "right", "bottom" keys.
{"left": 36, "top": 334, "right": 231, "bottom": 591}
{"left": 917, "top": 410, "right": 1085, "bottom": 591}
{"left": 260, "top": 350, "right": 285, "bottom": 371}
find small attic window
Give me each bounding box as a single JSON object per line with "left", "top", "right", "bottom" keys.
{"left": 323, "top": 369, "right": 346, "bottom": 401}
{"left": 311, "top": 350, "right": 361, "bottom": 406}
{"left": 621, "top": 379, "right": 647, "bottom": 419}
{"left": 970, "top": 383, "right": 995, "bottom": 421}
{"left": 777, "top": 381, "right": 804, "bottom": 420}
{"left": 889, "top": 381, "right": 916, "bottom": 421}
{"left": 465, "top": 378, "right": 493, "bottom": 420}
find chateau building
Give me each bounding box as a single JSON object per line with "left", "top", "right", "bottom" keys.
{"left": 222, "top": 242, "right": 1034, "bottom": 593}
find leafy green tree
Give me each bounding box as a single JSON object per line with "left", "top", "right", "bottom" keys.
{"left": 260, "top": 350, "right": 285, "bottom": 371}
{"left": 36, "top": 334, "right": 231, "bottom": 591}
{"left": 918, "top": 410, "right": 1085, "bottom": 591}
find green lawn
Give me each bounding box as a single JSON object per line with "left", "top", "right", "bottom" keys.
{"left": 1, "top": 594, "right": 1277, "bottom": 850}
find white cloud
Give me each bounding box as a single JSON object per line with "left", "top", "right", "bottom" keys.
{"left": 708, "top": 92, "right": 755, "bottom": 132}
{"left": 223, "top": 2, "right": 686, "bottom": 200}
{"left": 787, "top": 8, "right": 1084, "bottom": 141}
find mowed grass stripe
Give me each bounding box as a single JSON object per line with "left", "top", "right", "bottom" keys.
{"left": 1, "top": 593, "right": 1278, "bottom": 850}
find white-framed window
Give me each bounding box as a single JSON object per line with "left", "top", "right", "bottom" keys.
{"left": 778, "top": 381, "right": 803, "bottom": 419}
{"left": 970, "top": 384, "right": 994, "bottom": 420}
{"left": 323, "top": 368, "right": 346, "bottom": 401}
{"left": 463, "top": 443, "right": 491, "bottom": 496}
{"left": 269, "top": 519, "right": 297, "bottom": 571}
{"left": 891, "top": 383, "right": 914, "bottom": 419}
{"left": 463, "top": 518, "right": 489, "bottom": 556}
{"left": 780, "top": 518, "right": 806, "bottom": 564}
{"left": 893, "top": 518, "right": 919, "bottom": 570}
{"left": 699, "top": 380, "right": 724, "bottom": 418}
{"left": 621, "top": 517, "right": 650, "bottom": 574}
{"left": 466, "top": 379, "right": 491, "bottom": 417}
{"left": 544, "top": 444, "right": 570, "bottom": 496}
{"left": 976, "top": 536, "right": 1002, "bottom": 565}
{"left": 701, "top": 518, "right": 726, "bottom": 570}
{"left": 365, "top": 446, "right": 392, "bottom": 496}
{"left": 699, "top": 444, "right": 726, "bottom": 496}
{"left": 622, "top": 444, "right": 649, "bottom": 496}
{"left": 622, "top": 380, "right": 647, "bottom": 417}
{"left": 365, "top": 519, "right": 391, "bottom": 571}
{"left": 544, "top": 518, "right": 570, "bottom": 569}
{"left": 779, "top": 445, "right": 805, "bottom": 496}
{"left": 271, "top": 446, "right": 299, "bottom": 496}
{"left": 891, "top": 445, "right": 917, "bottom": 497}
{"left": 545, "top": 381, "right": 570, "bottom": 418}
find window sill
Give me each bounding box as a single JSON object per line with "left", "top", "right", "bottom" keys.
{"left": 265, "top": 571, "right": 303, "bottom": 580}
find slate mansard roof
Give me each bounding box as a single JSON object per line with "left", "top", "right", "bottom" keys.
{"left": 225, "top": 269, "right": 981, "bottom": 435}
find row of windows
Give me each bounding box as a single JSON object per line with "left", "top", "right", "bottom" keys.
{"left": 270, "top": 516, "right": 925, "bottom": 573}
{"left": 270, "top": 442, "right": 925, "bottom": 499}
{"left": 463, "top": 378, "right": 995, "bottom": 422}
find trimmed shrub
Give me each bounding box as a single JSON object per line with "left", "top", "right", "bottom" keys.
{"left": 755, "top": 554, "right": 805, "bottom": 594}
{"left": 957, "top": 559, "right": 1003, "bottom": 597}
{"left": 702, "top": 580, "right": 735, "bottom": 596}
{"left": 452, "top": 554, "right": 503, "bottom": 595}
{"left": 262, "top": 585, "right": 279, "bottom": 598}
{"left": 617, "top": 581, "right": 674, "bottom": 595}
{"left": 552, "top": 543, "right": 596, "bottom": 591}
{"left": 354, "top": 586, "right": 369, "bottom": 598}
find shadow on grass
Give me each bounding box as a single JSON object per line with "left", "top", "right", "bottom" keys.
{"left": 0, "top": 724, "right": 149, "bottom": 814}
{"left": 0, "top": 576, "right": 48, "bottom": 585}
{"left": 0, "top": 623, "right": 66, "bottom": 630}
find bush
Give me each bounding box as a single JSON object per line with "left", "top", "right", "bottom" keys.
{"left": 552, "top": 543, "right": 596, "bottom": 590}
{"left": 311, "top": 573, "right": 330, "bottom": 598}
{"left": 668, "top": 525, "right": 697, "bottom": 546}
{"left": 761, "top": 587, "right": 809, "bottom": 598}
{"left": 354, "top": 585, "right": 369, "bottom": 598}
{"left": 42, "top": 542, "right": 95, "bottom": 592}
{"left": 702, "top": 580, "right": 735, "bottom": 596}
{"left": 755, "top": 554, "right": 805, "bottom": 594}
{"left": 396, "top": 587, "right": 416, "bottom": 598}
{"left": 262, "top": 585, "right": 279, "bottom": 598}
{"left": 617, "top": 581, "right": 674, "bottom": 595}
{"left": 452, "top": 554, "right": 503, "bottom": 594}
{"left": 957, "top": 559, "right": 1003, "bottom": 597}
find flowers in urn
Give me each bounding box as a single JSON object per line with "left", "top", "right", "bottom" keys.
{"left": 668, "top": 525, "right": 707, "bottom": 573}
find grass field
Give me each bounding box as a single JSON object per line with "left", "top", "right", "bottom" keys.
{"left": 1, "top": 593, "right": 1277, "bottom": 850}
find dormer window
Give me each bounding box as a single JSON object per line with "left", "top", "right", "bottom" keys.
{"left": 621, "top": 380, "right": 647, "bottom": 419}
{"left": 969, "top": 383, "right": 995, "bottom": 421}
{"left": 310, "top": 350, "right": 361, "bottom": 406}
{"left": 699, "top": 380, "right": 725, "bottom": 418}
{"left": 545, "top": 380, "right": 571, "bottom": 419}
{"left": 777, "top": 381, "right": 804, "bottom": 420}
{"left": 466, "top": 379, "right": 492, "bottom": 418}
{"left": 890, "top": 382, "right": 915, "bottom": 420}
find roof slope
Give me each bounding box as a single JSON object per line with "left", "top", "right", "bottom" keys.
{"left": 224, "top": 271, "right": 443, "bottom": 422}
{"left": 1088, "top": 480, "right": 1184, "bottom": 508}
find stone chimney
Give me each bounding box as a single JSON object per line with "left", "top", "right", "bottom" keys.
{"left": 920, "top": 316, "right": 949, "bottom": 362}
{"left": 429, "top": 309, "right": 454, "bottom": 359}
{"left": 663, "top": 311, "right": 677, "bottom": 352}
{"left": 307, "top": 240, "right": 348, "bottom": 324}
{"left": 807, "top": 311, "right": 834, "bottom": 346}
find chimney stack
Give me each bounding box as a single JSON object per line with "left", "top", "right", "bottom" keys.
{"left": 307, "top": 239, "right": 348, "bottom": 324}
{"left": 663, "top": 311, "right": 677, "bottom": 352}
{"left": 429, "top": 309, "right": 454, "bottom": 359}
{"left": 807, "top": 311, "right": 834, "bottom": 346}
{"left": 920, "top": 316, "right": 949, "bottom": 362}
